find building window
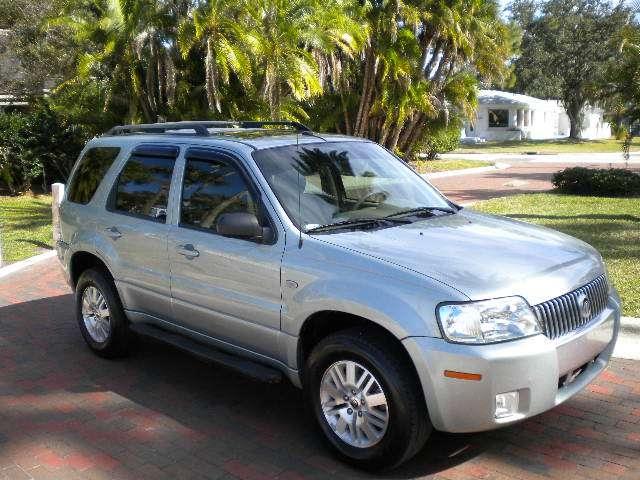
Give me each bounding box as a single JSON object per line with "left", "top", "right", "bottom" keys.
{"left": 488, "top": 109, "right": 509, "bottom": 128}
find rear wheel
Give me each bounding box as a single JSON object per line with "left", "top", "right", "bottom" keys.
{"left": 305, "top": 328, "right": 431, "bottom": 470}
{"left": 75, "top": 268, "right": 131, "bottom": 358}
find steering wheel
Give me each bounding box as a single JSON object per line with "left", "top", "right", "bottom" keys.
{"left": 352, "top": 190, "right": 388, "bottom": 211}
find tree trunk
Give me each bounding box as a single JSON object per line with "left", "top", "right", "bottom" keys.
{"left": 354, "top": 46, "right": 376, "bottom": 136}
{"left": 340, "top": 93, "right": 352, "bottom": 136}
{"left": 565, "top": 99, "right": 584, "bottom": 140}
{"left": 205, "top": 37, "right": 222, "bottom": 113}
{"left": 387, "top": 121, "right": 404, "bottom": 152}
{"left": 147, "top": 39, "right": 158, "bottom": 117}
{"left": 398, "top": 112, "right": 424, "bottom": 153}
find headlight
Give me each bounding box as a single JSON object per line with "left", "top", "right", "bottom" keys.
{"left": 437, "top": 297, "right": 540, "bottom": 344}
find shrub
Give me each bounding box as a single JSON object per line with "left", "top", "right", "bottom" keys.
{"left": 414, "top": 118, "right": 462, "bottom": 160}
{"left": 553, "top": 167, "right": 640, "bottom": 197}
{"left": 611, "top": 123, "right": 628, "bottom": 141}
{"left": 0, "top": 113, "right": 38, "bottom": 195}
{"left": 0, "top": 102, "right": 87, "bottom": 194}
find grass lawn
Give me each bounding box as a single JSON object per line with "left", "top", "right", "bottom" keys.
{"left": 457, "top": 137, "right": 640, "bottom": 154}
{"left": 412, "top": 158, "right": 493, "bottom": 173}
{"left": 473, "top": 193, "right": 640, "bottom": 317}
{"left": 0, "top": 194, "right": 53, "bottom": 264}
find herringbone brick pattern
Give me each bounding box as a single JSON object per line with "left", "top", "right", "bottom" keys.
{"left": 0, "top": 258, "right": 638, "bottom": 479}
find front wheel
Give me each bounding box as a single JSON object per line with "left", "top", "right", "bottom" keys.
{"left": 305, "top": 328, "right": 431, "bottom": 470}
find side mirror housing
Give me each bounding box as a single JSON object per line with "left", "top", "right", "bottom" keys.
{"left": 216, "top": 212, "right": 274, "bottom": 243}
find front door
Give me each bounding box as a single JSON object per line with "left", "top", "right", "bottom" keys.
{"left": 168, "top": 148, "right": 284, "bottom": 360}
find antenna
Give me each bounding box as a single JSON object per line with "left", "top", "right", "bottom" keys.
{"left": 297, "top": 138, "right": 303, "bottom": 248}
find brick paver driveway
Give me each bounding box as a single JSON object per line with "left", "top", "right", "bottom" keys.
{"left": 429, "top": 162, "right": 640, "bottom": 204}
{"left": 1, "top": 259, "right": 639, "bottom": 479}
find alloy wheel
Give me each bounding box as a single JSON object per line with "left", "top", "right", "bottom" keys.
{"left": 81, "top": 286, "right": 111, "bottom": 343}
{"left": 319, "top": 360, "right": 389, "bottom": 448}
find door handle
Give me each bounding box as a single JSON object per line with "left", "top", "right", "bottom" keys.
{"left": 176, "top": 244, "right": 199, "bottom": 258}
{"left": 105, "top": 226, "right": 122, "bottom": 240}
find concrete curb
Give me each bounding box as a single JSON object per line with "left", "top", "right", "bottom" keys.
{"left": 423, "top": 162, "right": 510, "bottom": 179}
{"left": 0, "top": 250, "right": 56, "bottom": 280}
{"left": 621, "top": 316, "right": 640, "bottom": 335}
{"left": 614, "top": 316, "right": 640, "bottom": 360}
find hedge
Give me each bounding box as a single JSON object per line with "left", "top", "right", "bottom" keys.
{"left": 553, "top": 167, "right": 640, "bottom": 197}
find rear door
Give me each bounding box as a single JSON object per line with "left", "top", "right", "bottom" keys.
{"left": 168, "top": 148, "right": 285, "bottom": 360}
{"left": 96, "top": 144, "right": 178, "bottom": 320}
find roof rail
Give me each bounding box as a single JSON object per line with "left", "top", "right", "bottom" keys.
{"left": 105, "top": 120, "right": 311, "bottom": 136}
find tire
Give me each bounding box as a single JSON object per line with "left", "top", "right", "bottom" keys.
{"left": 305, "top": 328, "right": 431, "bottom": 470}
{"left": 75, "top": 268, "right": 131, "bottom": 358}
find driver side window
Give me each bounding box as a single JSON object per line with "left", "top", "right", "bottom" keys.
{"left": 180, "top": 154, "right": 257, "bottom": 232}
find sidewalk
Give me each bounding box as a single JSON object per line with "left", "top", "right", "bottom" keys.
{"left": 442, "top": 151, "right": 640, "bottom": 164}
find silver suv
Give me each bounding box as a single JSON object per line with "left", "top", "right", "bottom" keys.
{"left": 57, "top": 121, "right": 620, "bottom": 469}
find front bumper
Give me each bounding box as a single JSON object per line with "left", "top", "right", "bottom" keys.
{"left": 403, "top": 294, "right": 620, "bottom": 433}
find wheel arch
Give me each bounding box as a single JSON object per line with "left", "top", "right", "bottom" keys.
{"left": 69, "top": 251, "right": 115, "bottom": 289}
{"left": 296, "top": 311, "right": 423, "bottom": 398}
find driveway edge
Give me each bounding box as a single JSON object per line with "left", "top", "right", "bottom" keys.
{"left": 423, "top": 162, "right": 510, "bottom": 179}
{"left": 0, "top": 250, "right": 57, "bottom": 280}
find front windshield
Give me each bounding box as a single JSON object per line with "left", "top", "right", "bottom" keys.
{"left": 252, "top": 141, "right": 453, "bottom": 231}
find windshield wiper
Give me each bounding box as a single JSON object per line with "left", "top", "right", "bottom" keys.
{"left": 385, "top": 206, "right": 456, "bottom": 219}
{"left": 304, "top": 217, "right": 408, "bottom": 233}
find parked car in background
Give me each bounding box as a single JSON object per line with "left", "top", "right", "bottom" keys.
{"left": 56, "top": 121, "right": 620, "bottom": 469}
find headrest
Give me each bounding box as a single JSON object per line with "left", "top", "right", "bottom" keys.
{"left": 270, "top": 169, "right": 306, "bottom": 197}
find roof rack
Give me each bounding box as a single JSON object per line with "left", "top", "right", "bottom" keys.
{"left": 105, "top": 120, "right": 311, "bottom": 136}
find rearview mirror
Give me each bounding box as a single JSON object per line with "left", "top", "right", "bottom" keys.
{"left": 216, "top": 212, "right": 273, "bottom": 243}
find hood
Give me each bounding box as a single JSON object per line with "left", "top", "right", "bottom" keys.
{"left": 313, "top": 210, "right": 604, "bottom": 306}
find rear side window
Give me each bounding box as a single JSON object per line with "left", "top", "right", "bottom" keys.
{"left": 113, "top": 145, "right": 178, "bottom": 222}
{"left": 67, "top": 147, "right": 120, "bottom": 204}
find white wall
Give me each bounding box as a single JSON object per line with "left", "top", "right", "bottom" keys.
{"left": 463, "top": 101, "right": 611, "bottom": 141}
{"left": 465, "top": 103, "right": 560, "bottom": 141}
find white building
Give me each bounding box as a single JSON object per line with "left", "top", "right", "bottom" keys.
{"left": 462, "top": 90, "right": 611, "bottom": 142}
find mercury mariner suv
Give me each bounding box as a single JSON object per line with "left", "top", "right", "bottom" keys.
{"left": 56, "top": 121, "right": 621, "bottom": 469}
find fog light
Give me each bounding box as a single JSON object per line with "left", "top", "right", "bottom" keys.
{"left": 495, "top": 391, "right": 519, "bottom": 419}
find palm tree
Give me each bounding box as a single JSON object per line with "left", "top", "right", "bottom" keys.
{"left": 245, "top": 0, "right": 364, "bottom": 120}
{"left": 345, "top": 0, "right": 509, "bottom": 157}
{"left": 56, "top": 0, "right": 179, "bottom": 123}
{"left": 177, "top": 0, "right": 253, "bottom": 114}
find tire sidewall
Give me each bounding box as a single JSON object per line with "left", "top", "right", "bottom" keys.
{"left": 75, "top": 269, "right": 126, "bottom": 355}
{"left": 306, "top": 335, "right": 418, "bottom": 468}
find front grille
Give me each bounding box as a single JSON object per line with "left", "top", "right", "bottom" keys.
{"left": 532, "top": 274, "right": 609, "bottom": 340}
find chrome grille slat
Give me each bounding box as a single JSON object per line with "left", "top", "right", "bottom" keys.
{"left": 532, "top": 274, "right": 609, "bottom": 340}
{"left": 559, "top": 297, "right": 570, "bottom": 333}
{"left": 597, "top": 277, "right": 607, "bottom": 312}
{"left": 568, "top": 295, "right": 579, "bottom": 330}
{"left": 543, "top": 303, "right": 555, "bottom": 338}
{"left": 564, "top": 296, "right": 575, "bottom": 331}
{"left": 552, "top": 299, "right": 565, "bottom": 335}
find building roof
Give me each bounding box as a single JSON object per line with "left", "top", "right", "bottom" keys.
{"left": 478, "top": 90, "right": 552, "bottom": 108}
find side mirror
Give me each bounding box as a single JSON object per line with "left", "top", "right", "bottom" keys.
{"left": 216, "top": 212, "right": 274, "bottom": 243}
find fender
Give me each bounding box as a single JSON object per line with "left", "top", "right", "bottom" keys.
{"left": 279, "top": 237, "right": 469, "bottom": 371}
